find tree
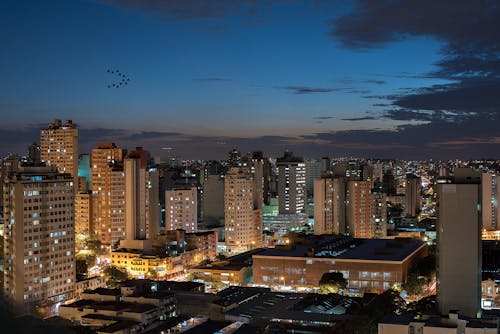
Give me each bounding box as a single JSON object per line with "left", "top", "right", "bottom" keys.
{"left": 340, "top": 289, "right": 406, "bottom": 334}
{"left": 319, "top": 271, "right": 347, "bottom": 294}
{"left": 402, "top": 273, "right": 428, "bottom": 296}
{"left": 402, "top": 254, "right": 436, "bottom": 297}
{"left": 147, "top": 268, "right": 159, "bottom": 280}
{"left": 103, "top": 265, "right": 128, "bottom": 287}
{"left": 85, "top": 237, "right": 106, "bottom": 256}
{"left": 76, "top": 258, "right": 88, "bottom": 276}
{"left": 216, "top": 253, "right": 227, "bottom": 260}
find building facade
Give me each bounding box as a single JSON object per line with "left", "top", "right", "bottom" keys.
{"left": 40, "top": 119, "right": 78, "bottom": 188}
{"left": 277, "top": 152, "right": 306, "bottom": 215}
{"left": 224, "top": 167, "right": 262, "bottom": 252}
{"left": 3, "top": 167, "right": 75, "bottom": 315}
{"left": 436, "top": 168, "right": 482, "bottom": 318}
{"left": 313, "top": 175, "right": 346, "bottom": 235}
{"left": 252, "top": 237, "right": 426, "bottom": 294}
{"left": 91, "top": 143, "right": 126, "bottom": 246}
{"left": 165, "top": 187, "right": 198, "bottom": 233}
{"left": 347, "top": 180, "right": 373, "bottom": 238}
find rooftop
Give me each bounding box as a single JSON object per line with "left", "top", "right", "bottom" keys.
{"left": 255, "top": 236, "right": 425, "bottom": 262}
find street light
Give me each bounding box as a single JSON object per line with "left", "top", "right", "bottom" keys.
{"left": 280, "top": 276, "right": 285, "bottom": 289}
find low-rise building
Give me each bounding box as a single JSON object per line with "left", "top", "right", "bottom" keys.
{"left": 59, "top": 281, "right": 176, "bottom": 333}
{"left": 189, "top": 248, "right": 266, "bottom": 287}
{"left": 110, "top": 248, "right": 174, "bottom": 279}
{"left": 75, "top": 276, "right": 107, "bottom": 297}
{"left": 253, "top": 235, "right": 427, "bottom": 294}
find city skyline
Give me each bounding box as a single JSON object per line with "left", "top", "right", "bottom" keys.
{"left": 1, "top": 1, "right": 499, "bottom": 160}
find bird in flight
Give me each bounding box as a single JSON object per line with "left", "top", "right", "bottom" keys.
{"left": 106, "top": 69, "right": 131, "bottom": 88}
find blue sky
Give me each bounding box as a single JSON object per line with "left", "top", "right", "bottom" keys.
{"left": 1, "top": 0, "right": 499, "bottom": 160}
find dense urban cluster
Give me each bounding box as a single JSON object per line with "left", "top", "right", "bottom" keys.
{"left": 1, "top": 119, "right": 500, "bottom": 333}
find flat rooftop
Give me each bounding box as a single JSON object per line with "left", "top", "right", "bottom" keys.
{"left": 214, "top": 286, "right": 270, "bottom": 306}
{"left": 225, "top": 290, "right": 357, "bottom": 323}
{"left": 194, "top": 248, "right": 267, "bottom": 271}
{"left": 255, "top": 236, "right": 424, "bottom": 262}
{"left": 63, "top": 300, "right": 157, "bottom": 313}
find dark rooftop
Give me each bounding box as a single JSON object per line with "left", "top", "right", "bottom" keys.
{"left": 225, "top": 290, "right": 355, "bottom": 324}
{"left": 194, "top": 248, "right": 267, "bottom": 271}
{"left": 63, "top": 299, "right": 157, "bottom": 313}
{"left": 214, "top": 286, "right": 270, "bottom": 307}
{"left": 97, "top": 319, "right": 140, "bottom": 333}
{"left": 82, "top": 287, "right": 120, "bottom": 296}
{"left": 182, "top": 319, "right": 234, "bottom": 334}
{"left": 141, "top": 316, "right": 191, "bottom": 334}
{"left": 256, "top": 236, "right": 425, "bottom": 262}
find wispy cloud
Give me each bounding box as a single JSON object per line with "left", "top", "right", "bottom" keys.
{"left": 276, "top": 86, "right": 339, "bottom": 94}
{"left": 192, "top": 77, "right": 233, "bottom": 82}
{"left": 365, "top": 79, "right": 386, "bottom": 85}
{"left": 341, "top": 116, "right": 376, "bottom": 121}
{"left": 313, "top": 116, "right": 335, "bottom": 120}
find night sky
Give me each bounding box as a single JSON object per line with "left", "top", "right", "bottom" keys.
{"left": 1, "top": 0, "right": 499, "bottom": 161}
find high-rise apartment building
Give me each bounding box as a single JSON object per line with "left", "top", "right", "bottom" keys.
{"left": 91, "top": 143, "right": 126, "bottom": 246}
{"left": 3, "top": 167, "right": 75, "bottom": 315}
{"left": 74, "top": 191, "right": 92, "bottom": 237}
{"left": 124, "top": 155, "right": 147, "bottom": 240}
{"left": 371, "top": 189, "right": 387, "bottom": 238}
{"left": 436, "top": 167, "right": 482, "bottom": 318}
{"left": 165, "top": 187, "right": 198, "bottom": 233}
{"left": 40, "top": 119, "right": 78, "bottom": 187}
{"left": 346, "top": 180, "right": 372, "bottom": 238}
{"left": 313, "top": 174, "right": 346, "bottom": 235}
{"left": 147, "top": 166, "right": 160, "bottom": 238}
{"left": 202, "top": 174, "right": 225, "bottom": 221}
{"left": 405, "top": 173, "right": 421, "bottom": 218}
{"left": 224, "top": 167, "right": 262, "bottom": 252}
{"left": 481, "top": 172, "right": 500, "bottom": 231}
{"left": 27, "top": 142, "right": 41, "bottom": 165}
{"left": 277, "top": 151, "right": 306, "bottom": 215}
{"left": 306, "top": 159, "right": 324, "bottom": 197}
{"left": 240, "top": 151, "right": 265, "bottom": 210}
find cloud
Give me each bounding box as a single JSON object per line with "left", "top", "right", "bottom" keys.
{"left": 5, "top": 122, "right": 500, "bottom": 161}
{"left": 121, "top": 131, "right": 182, "bottom": 141}
{"left": 276, "top": 86, "right": 339, "bottom": 94}
{"left": 341, "top": 116, "right": 376, "bottom": 121}
{"left": 192, "top": 77, "right": 233, "bottom": 82}
{"left": 365, "top": 79, "right": 386, "bottom": 85}
{"left": 313, "top": 116, "right": 335, "bottom": 120}
{"left": 329, "top": 0, "right": 500, "bottom": 143}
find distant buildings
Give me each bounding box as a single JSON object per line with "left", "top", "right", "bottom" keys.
{"left": 3, "top": 166, "right": 75, "bottom": 315}
{"left": 314, "top": 162, "right": 387, "bottom": 238}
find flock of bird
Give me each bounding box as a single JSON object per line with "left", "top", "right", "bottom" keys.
{"left": 107, "top": 69, "right": 131, "bottom": 88}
